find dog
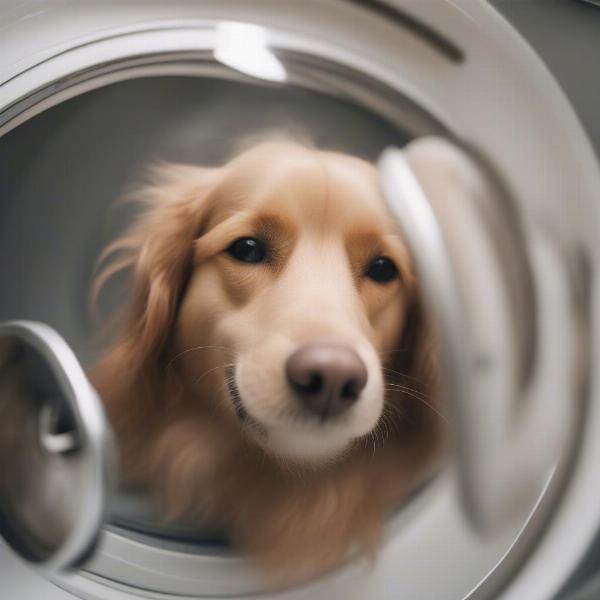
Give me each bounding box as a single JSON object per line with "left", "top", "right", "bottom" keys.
{"left": 92, "top": 138, "right": 441, "bottom": 582}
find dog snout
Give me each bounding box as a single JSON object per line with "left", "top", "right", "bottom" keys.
{"left": 285, "top": 343, "right": 368, "bottom": 420}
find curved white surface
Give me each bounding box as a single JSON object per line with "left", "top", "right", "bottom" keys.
{"left": 0, "top": 1, "right": 599, "bottom": 599}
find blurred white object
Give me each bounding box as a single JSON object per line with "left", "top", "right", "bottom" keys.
{"left": 380, "top": 138, "right": 579, "bottom": 534}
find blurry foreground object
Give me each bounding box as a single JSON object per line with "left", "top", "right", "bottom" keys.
{"left": 0, "top": 321, "right": 113, "bottom": 573}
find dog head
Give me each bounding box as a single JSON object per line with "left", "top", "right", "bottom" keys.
{"left": 96, "top": 140, "right": 429, "bottom": 466}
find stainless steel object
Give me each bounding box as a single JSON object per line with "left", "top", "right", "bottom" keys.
{"left": 0, "top": 321, "right": 114, "bottom": 573}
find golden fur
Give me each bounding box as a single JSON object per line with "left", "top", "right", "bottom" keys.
{"left": 92, "top": 140, "right": 440, "bottom": 582}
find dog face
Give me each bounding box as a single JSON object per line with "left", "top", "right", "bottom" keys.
{"left": 97, "top": 141, "right": 418, "bottom": 466}
{"left": 167, "top": 143, "right": 415, "bottom": 463}
{"left": 93, "top": 140, "right": 438, "bottom": 579}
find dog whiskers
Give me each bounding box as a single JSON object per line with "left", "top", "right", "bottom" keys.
{"left": 382, "top": 366, "right": 428, "bottom": 387}
{"left": 192, "top": 362, "right": 235, "bottom": 387}
{"left": 167, "top": 345, "right": 234, "bottom": 370}
{"left": 368, "top": 430, "right": 379, "bottom": 457}
{"left": 376, "top": 416, "right": 391, "bottom": 444}
{"left": 379, "top": 406, "right": 403, "bottom": 434}
{"left": 384, "top": 385, "right": 448, "bottom": 424}
{"left": 384, "top": 382, "right": 430, "bottom": 402}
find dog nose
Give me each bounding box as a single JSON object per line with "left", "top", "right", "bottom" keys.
{"left": 285, "top": 343, "right": 368, "bottom": 419}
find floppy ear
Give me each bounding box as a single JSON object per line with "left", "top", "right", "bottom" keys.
{"left": 90, "top": 164, "right": 219, "bottom": 474}
{"left": 93, "top": 163, "right": 220, "bottom": 372}
{"left": 393, "top": 295, "right": 435, "bottom": 390}
{"left": 384, "top": 288, "right": 441, "bottom": 458}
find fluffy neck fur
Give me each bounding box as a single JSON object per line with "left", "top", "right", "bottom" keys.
{"left": 92, "top": 343, "right": 439, "bottom": 581}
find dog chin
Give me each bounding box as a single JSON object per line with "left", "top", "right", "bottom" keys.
{"left": 256, "top": 424, "right": 355, "bottom": 465}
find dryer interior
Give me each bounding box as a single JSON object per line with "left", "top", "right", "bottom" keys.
{"left": 0, "top": 74, "right": 428, "bottom": 548}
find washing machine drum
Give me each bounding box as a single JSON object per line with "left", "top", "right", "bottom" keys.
{"left": 1, "top": 2, "right": 599, "bottom": 599}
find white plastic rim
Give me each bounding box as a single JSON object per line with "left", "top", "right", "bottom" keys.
{"left": 379, "top": 138, "right": 582, "bottom": 537}
{"left": 0, "top": 321, "right": 114, "bottom": 572}
{"left": 0, "top": 1, "right": 599, "bottom": 600}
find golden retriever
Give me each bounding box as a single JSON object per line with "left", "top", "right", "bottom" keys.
{"left": 92, "top": 139, "right": 440, "bottom": 582}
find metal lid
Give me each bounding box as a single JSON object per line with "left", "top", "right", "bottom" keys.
{"left": 0, "top": 320, "right": 115, "bottom": 572}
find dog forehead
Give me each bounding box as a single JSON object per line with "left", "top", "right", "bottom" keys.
{"left": 214, "top": 144, "right": 391, "bottom": 232}
{"left": 321, "top": 153, "right": 388, "bottom": 222}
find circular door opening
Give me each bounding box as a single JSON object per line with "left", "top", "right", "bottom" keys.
{"left": 0, "top": 30, "right": 449, "bottom": 597}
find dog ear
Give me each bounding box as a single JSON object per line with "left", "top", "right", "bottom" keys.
{"left": 384, "top": 288, "right": 441, "bottom": 460}
{"left": 90, "top": 164, "right": 220, "bottom": 472}
{"left": 394, "top": 295, "right": 435, "bottom": 390}
{"left": 93, "top": 164, "right": 220, "bottom": 373}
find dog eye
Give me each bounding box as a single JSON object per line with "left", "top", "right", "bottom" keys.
{"left": 365, "top": 256, "right": 398, "bottom": 283}
{"left": 227, "top": 237, "right": 266, "bottom": 263}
